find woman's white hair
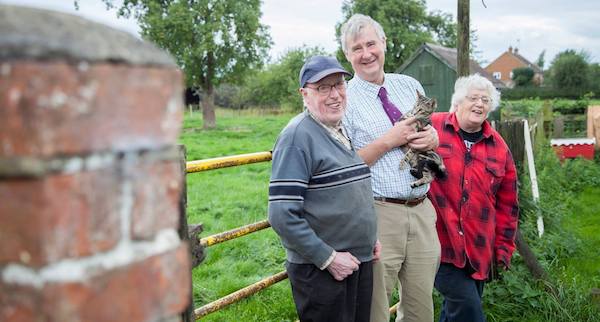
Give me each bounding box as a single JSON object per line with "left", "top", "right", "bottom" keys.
{"left": 450, "top": 74, "right": 501, "bottom": 112}
{"left": 340, "top": 14, "right": 386, "bottom": 54}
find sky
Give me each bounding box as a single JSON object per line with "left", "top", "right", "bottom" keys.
{"left": 2, "top": 0, "right": 599, "bottom": 67}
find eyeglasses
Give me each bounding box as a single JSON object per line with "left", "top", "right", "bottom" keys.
{"left": 465, "top": 95, "right": 491, "bottom": 105}
{"left": 305, "top": 81, "right": 346, "bottom": 96}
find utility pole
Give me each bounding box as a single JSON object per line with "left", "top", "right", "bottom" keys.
{"left": 457, "top": 0, "right": 470, "bottom": 76}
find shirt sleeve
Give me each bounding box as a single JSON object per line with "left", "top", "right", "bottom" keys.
{"left": 267, "top": 144, "right": 334, "bottom": 268}
{"left": 494, "top": 149, "right": 519, "bottom": 268}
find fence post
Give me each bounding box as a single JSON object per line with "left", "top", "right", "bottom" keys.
{"left": 0, "top": 5, "right": 189, "bottom": 321}
{"left": 553, "top": 116, "right": 564, "bottom": 138}
{"left": 178, "top": 145, "right": 195, "bottom": 322}
{"left": 496, "top": 120, "right": 525, "bottom": 171}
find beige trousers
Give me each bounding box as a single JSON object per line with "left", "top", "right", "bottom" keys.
{"left": 369, "top": 198, "right": 441, "bottom": 322}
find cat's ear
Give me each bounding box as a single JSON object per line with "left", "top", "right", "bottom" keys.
{"left": 416, "top": 90, "right": 423, "bottom": 98}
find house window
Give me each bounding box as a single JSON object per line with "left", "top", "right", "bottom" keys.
{"left": 493, "top": 72, "right": 501, "bottom": 80}
{"left": 419, "top": 65, "right": 434, "bottom": 85}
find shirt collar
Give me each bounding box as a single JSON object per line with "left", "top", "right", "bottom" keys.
{"left": 305, "top": 108, "right": 342, "bottom": 130}
{"left": 351, "top": 74, "right": 385, "bottom": 100}
{"left": 443, "top": 112, "right": 495, "bottom": 140}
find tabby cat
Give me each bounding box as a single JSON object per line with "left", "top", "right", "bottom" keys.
{"left": 400, "top": 91, "right": 447, "bottom": 188}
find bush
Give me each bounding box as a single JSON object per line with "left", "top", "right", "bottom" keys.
{"left": 512, "top": 67, "right": 535, "bottom": 87}
{"left": 550, "top": 98, "right": 589, "bottom": 114}
{"left": 500, "top": 86, "right": 595, "bottom": 100}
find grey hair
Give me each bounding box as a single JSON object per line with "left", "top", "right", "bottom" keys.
{"left": 340, "top": 14, "right": 386, "bottom": 54}
{"left": 450, "top": 74, "right": 501, "bottom": 112}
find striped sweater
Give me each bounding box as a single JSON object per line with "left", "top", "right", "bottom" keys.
{"left": 268, "top": 111, "right": 377, "bottom": 268}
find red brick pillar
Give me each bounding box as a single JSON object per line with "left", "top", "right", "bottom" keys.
{"left": 0, "top": 5, "right": 190, "bottom": 322}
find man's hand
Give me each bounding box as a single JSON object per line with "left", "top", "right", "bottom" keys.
{"left": 357, "top": 117, "right": 418, "bottom": 166}
{"left": 373, "top": 239, "right": 381, "bottom": 262}
{"left": 407, "top": 125, "right": 438, "bottom": 151}
{"left": 380, "top": 117, "right": 418, "bottom": 149}
{"left": 326, "top": 252, "right": 360, "bottom": 281}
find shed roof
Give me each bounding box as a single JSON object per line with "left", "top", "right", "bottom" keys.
{"left": 399, "top": 43, "right": 506, "bottom": 89}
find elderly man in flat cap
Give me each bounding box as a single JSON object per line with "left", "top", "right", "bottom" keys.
{"left": 268, "top": 55, "right": 381, "bottom": 322}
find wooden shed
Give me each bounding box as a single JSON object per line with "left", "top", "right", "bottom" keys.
{"left": 398, "top": 43, "right": 505, "bottom": 112}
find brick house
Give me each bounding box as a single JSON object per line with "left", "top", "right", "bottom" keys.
{"left": 485, "top": 46, "right": 544, "bottom": 87}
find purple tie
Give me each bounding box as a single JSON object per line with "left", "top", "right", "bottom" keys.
{"left": 378, "top": 87, "right": 403, "bottom": 124}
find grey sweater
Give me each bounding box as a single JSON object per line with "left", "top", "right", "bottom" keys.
{"left": 268, "top": 111, "right": 377, "bottom": 268}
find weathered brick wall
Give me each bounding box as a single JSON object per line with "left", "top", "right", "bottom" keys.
{"left": 0, "top": 5, "right": 190, "bottom": 322}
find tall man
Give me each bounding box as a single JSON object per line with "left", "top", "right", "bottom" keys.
{"left": 268, "top": 55, "right": 380, "bottom": 322}
{"left": 341, "top": 14, "right": 441, "bottom": 322}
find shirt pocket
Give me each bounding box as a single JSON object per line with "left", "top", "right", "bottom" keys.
{"left": 437, "top": 143, "right": 453, "bottom": 159}
{"left": 485, "top": 164, "right": 505, "bottom": 196}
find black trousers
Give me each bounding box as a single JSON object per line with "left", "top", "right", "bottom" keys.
{"left": 286, "top": 260, "right": 373, "bottom": 322}
{"left": 434, "top": 263, "right": 486, "bottom": 322}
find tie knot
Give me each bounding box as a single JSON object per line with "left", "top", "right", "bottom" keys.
{"left": 378, "top": 86, "right": 388, "bottom": 99}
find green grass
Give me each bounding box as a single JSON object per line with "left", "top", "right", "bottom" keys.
{"left": 181, "top": 109, "right": 600, "bottom": 321}
{"left": 560, "top": 187, "right": 600, "bottom": 289}
{"left": 182, "top": 109, "right": 298, "bottom": 321}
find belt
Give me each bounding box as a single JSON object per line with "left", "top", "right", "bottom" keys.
{"left": 374, "top": 196, "right": 426, "bottom": 207}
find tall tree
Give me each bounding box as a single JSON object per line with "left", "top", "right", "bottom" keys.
{"left": 535, "top": 50, "right": 546, "bottom": 71}
{"left": 98, "top": 0, "right": 271, "bottom": 129}
{"left": 336, "top": 0, "right": 457, "bottom": 72}
{"left": 548, "top": 49, "right": 590, "bottom": 89}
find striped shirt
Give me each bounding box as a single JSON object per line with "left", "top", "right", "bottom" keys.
{"left": 343, "top": 74, "right": 429, "bottom": 199}
{"left": 268, "top": 111, "right": 377, "bottom": 269}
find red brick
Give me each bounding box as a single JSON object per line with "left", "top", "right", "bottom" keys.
{"left": 0, "top": 282, "right": 40, "bottom": 322}
{"left": 0, "top": 167, "right": 121, "bottom": 267}
{"left": 131, "top": 159, "right": 183, "bottom": 240}
{"left": 41, "top": 243, "right": 190, "bottom": 322}
{"left": 0, "top": 61, "right": 183, "bottom": 158}
{"left": 0, "top": 244, "right": 190, "bottom": 322}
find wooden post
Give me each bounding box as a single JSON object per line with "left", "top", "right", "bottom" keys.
{"left": 496, "top": 120, "right": 525, "bottom": 172}
{"left": 457, "top": 0, "right": 470, "bottom": 77}
{"left": 178, "top": 144, "right": 194, "bottom": 322}
{"left": 553, "top": 116, "right": 564, "bottom": 139}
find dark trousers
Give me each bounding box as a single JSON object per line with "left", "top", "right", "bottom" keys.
{"left": 434, "top": 263, "right": 486, "bottom": 322}
{"left": 286, "top": 260, "right": 373, "bottom": 322}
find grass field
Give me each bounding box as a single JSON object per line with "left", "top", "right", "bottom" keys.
{"left": 182, "top": 109, "right": 297, "bottom": 321}
{"left": 181, "top": 108, "right": 600, "bottom": 322}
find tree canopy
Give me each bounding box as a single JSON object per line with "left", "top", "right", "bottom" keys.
{"left": 100, "top": 0, "right": 272, "bottom": 128}
{"left": 548, "top": 50, "right": 590, "bottom": 90}
{"left": 335, "top": 0, "right": 456, "bottom": 73}
{"left": 241, "top": 46, "right": 326, "bottom": 111}
{"left": 511, "top": 67, "right": 534, "bottom": 87}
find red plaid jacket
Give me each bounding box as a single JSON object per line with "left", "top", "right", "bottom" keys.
{"left": 429, "top": 112, "right": 519, "bottom": 280}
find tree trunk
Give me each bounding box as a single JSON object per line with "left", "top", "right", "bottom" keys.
{"left": 457, "top": 0, "right": 470, "bottom": 77}
{"left": 202, "top": 85, "right": 216, "bottom": 129}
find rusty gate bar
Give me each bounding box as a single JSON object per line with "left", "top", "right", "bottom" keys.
{"left": 200, "top": 219, "right": 271, "bottom": 247}
{"left": 194, "top": 270, "right": 289, "bottom": 320}
{"left": 186, "top": 151, "right": 272, "bottom": 173}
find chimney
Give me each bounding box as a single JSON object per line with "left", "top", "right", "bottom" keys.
{"left": 509, "top": 46, "right": 513, "bottom": 53}
{"left": 0, "top": 5, "right": 190, "bottom": 322}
